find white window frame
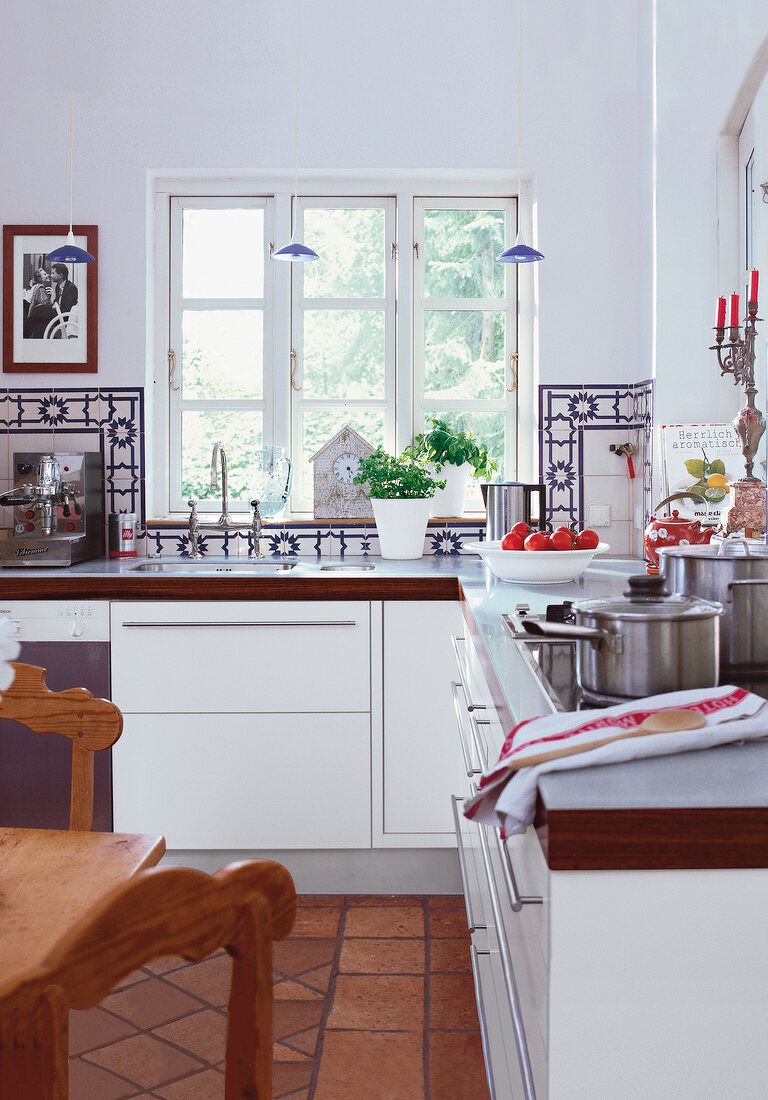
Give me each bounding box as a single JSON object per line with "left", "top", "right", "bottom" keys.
{"left": 149, "top": 173, "right": 539, "bottom": 520}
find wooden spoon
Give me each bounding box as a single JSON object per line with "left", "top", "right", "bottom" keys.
{"left": 506, "top": 707, "right": 706, "bottom": 771}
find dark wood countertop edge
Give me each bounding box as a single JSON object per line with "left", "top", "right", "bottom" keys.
{"left": 0, "top": 575, "right": 462, "bottom": 601}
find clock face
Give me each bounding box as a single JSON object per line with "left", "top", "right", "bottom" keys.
{"left": 333, "top": 453, "right": 361, "bottom": 484}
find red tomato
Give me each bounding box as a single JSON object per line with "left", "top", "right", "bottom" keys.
{"left": 550, "top": 528, "right": 576, "bottom": 552}
{"left": 510, "top": 521, "right": 531, "bottom": 540}
{"left": 501, "top": 530, "right": 525, "bottom": 551}
{"left": 553, "top": 525, "right": 577, "bottom": 546}
{"left": 575, "top": 528, "right": 600, "bottom": 550}
{"left": 524, "top": 531, "right": 550, "bottom": 552}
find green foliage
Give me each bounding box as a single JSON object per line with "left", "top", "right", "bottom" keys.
{"left": 353, "top": 447, "right": 446, "bottom": 499}
{"left": 411, "top": 416, "right": 499, "bottom": 480}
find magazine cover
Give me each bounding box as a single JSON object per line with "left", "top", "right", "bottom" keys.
{"left": 657, "top": 424, "right": 745, "bottom": 523}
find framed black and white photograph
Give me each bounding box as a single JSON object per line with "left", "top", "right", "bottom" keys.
{"left": 2, "top": 225, "right": 98, "bottom": 374}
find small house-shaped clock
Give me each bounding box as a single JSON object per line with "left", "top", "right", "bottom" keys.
{"left": 310, "top": 426, "right": 375, "bottom": 519}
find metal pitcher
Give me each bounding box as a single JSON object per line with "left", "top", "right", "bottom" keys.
{"left": 480, "top": 482, "right": 547, "bottom": 541}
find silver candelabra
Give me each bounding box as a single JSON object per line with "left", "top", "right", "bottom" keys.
{"left": 710, "top": 302, "right": 765, "bottom": 482}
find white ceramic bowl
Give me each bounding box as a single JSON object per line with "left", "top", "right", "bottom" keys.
{"left": 464, "top": 540, "right": 610, "bottom": 584}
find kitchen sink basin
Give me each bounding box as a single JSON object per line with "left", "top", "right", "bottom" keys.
{"left": 319, "top": 563, "right": 375, "bottom": 571}
{"left": 130, "top": 560, "right": 297, "bottom": 575}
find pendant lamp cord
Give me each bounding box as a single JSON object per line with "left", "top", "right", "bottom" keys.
{"left": 291, "top": 0, "right": 302, "bottom": 242}
{"left": 68, "top": 93, "right": 74, "bottom": 234}
{"left": 516, "top": 0, "right": 522, "bottom": 239}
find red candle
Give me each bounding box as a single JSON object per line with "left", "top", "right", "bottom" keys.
{"left": 749, "top": 269, "right": 759, "bottom": 303}
{"left": 716, "top": 296, "right": 726, "bottom": 328}
{"left": 729, "top": 292, "right": 740, "bottom": 327}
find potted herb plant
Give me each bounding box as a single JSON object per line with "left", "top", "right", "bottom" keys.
{"left": 411, "top": 417, "right": 499, "bottom": 517}
{"left": 353, "top": 447, "right": 445, "bottom": 559}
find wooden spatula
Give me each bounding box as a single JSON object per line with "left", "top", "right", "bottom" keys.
{"left": 506, "top": 708, "right": 706, "bottom": 771}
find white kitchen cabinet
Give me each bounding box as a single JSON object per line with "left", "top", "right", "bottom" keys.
{"left": 111, "top": 601, "right": 372, "bottom": 849}
{"left": 112, "top": 712, "right": 371, "bottom": 849}
{"left": 379, "top": 601, "right": 465, "bottom": 845}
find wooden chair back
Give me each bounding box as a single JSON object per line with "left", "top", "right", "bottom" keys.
{"left": 0, "top": 663, "right": 123, "bottom": 830}
{"left": 0, "top": 859, "right": 297, "bottom": 1100}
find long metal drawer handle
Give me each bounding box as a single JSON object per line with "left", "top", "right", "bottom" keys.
{"left": 495, "top": 830, "right": 543, "bottom": 913}
{"left": 119, "top": 620, "right": 358, "bottom": 628}
{"left": 468, "top": 709, "right": 492, "bottom": 771}
{"left": 451, "top": 681, "right": 482, "bottom": 777}
{"left": 450, "top": 634, "right": 486, "bottom": 710}
{"left": 469, "top": 944, "right": 498, "bottom": 1100}
{"left": 477, "top": 818, "right": 538, "bottom": 1100}
{"left": 451, "top": 795, "right": 486, "bottom": 935}
{"left": 726, "top": 579, "right": 768, "bottom": 602}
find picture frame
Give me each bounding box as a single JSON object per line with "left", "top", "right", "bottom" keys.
{"left": 2, "top": 225, "right": 98, "bottom": 374}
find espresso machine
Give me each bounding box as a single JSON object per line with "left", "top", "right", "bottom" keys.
{"left": 0, "top": 452, "right": 104, "bottom": 566}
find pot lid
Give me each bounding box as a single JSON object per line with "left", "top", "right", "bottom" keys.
{"left": 659, "top": 541, "right": 768, "bottom": 560}
{"left": 573, "top": 573, "right": 723, "bottom": 621}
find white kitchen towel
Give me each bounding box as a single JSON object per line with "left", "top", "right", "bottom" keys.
{"left": 464, "top": 685, "right": 768, "bottom": 836}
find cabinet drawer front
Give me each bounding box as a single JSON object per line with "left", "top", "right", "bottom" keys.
{"left": 111, "top": 601, "right": 370, "bottom": 712}
{"left": 113, "top": 712, "right": 371, "bottom": 849}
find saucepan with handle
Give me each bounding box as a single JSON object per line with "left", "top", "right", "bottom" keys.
{"left": 521, "top": 574, "right": 723, "bottom": 698}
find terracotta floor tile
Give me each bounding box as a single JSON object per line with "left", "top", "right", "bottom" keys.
{"left": 162, "top": 954, "right": 233, "bottom": 1007}
{"left": 274, "top": 1040, "right": 313, "bottom": 1062}
{"left": 286, "top": 1026, "right": 320, "bottom": 1056}
{"left": 273, "top": 938, "right": 337, "bottom": 977}
{"left": 272, "top": 1061, "right": 314, "bottom": 1097}
{"left": 102, "top": 976, "right": 204, "bottom": 1029}
{"left": 327, "top": 975, "right": 424, "bottom": 1030}
{"left": 344, "top": 906, "right": 425, "bottom": 938}
{"left": 154, "top": 1067, "right": 227, "bottom": 1099}
{"left": 429, "top": 937, "right": 472, "bottom": 973}
{"left": 68, "top": 1056, "right": 137, "bottom": 1100}
{"left": 428, "top": 907, "right": 470, "bottom": 938}
{"left": 339, "top": 937, "right": 425, "bottom": 974}
{"left": 289, "top": 906, "right": 342, "bottom": 937}
{"left": 301, "top": 964, "right": 332, "bottom": 992}
{"left": 428, "top": 895, "right": 465, "bottom": 908}
{"left": 143, "top": 954, "right": 190, "bottom": 975}
{"left": 84, "top": 1032, "right": 203, "bottom": 1089}
{"left": 429, "top": 1030, "right": 491, "bottom": 1098}
{"left": 273, "top": 978, "right": 325, "bottom": 1001}
{"left": 348, "top": 895, "right": 424, "bottom": 907}
{"left": 297, "top": 894, "right": 343, "bottom": 906}
{"left": 314, "top": 1030, "right": 425, "bottom": 1099}
{"left": 69, "top": 1005, "right": 137, "bottom": 1055}
{"left": 112, "top": 967, "right": 148, "bottom": 992}
{"left": 153, "top": 1008, "right": 228, "bottom": 1064}
{"left": 273, "top": 1001, "right": 325, "bottom": 1041}
{"left": 429, "top": 973, "right": 481, "bottom": 1030}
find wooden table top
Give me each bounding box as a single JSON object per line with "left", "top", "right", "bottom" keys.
{"left": 0, "top": 828, "right": 165, "bottom": 990}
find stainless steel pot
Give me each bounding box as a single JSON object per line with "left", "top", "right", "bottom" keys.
{"left": 522, "top": 574, "right": 723, "bottom": 698}
{"left": 660, "top": 539, "right": 768, "bottom": 670}
{"left": 481, "top": 482, "right": 547, "bottom": 541}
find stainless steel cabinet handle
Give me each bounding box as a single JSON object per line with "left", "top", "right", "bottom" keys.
{"left": 451, "top": 795, "right": 486, "bottom": 935}
{"left": 477, "top": 819, "right": 538, "bottom": 1100}
{"left": 451, "top": 681, "right": 482, "bottom": 777}
{"left": 495, "top": 830, "right": 543, "bottom": 913}
{"left": 119, "top": 620, "right": 358, "bottom": 628}
{"left": 469, "top": 944, "right": 498, "bottom": 1100}
{"left": 450, "top": 634, "right": 486, "bottom": 710}
{"left": 468, "top": 709, "right": 492, "bottom": 771}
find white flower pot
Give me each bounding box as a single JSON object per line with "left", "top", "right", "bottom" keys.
{"left": 429, "top": 461, "right": 472, "bottom": 517}
{"left": 371, "top": 497, "right": 433, "bottom": 559}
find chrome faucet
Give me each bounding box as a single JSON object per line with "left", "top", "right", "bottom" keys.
{"left": 186, "top": 442, "right": 263, "bottom": 559}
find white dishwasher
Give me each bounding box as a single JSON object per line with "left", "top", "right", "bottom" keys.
{"left": 0, "top": 600, "right": 112, "bottom": 830}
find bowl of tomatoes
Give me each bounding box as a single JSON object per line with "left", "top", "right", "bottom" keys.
{"left": 464, "top": 524, "right": 609, "bottom": 583}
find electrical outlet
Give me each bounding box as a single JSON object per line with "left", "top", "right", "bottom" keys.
{"left": 586, "top": 503, "right": 611, "bottom": 528}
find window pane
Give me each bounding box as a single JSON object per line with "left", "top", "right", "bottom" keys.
{"left": 183, "top": 209, "right": 264, "bottom": 298}
{"left": 182, "top": 409, "right": 263, "bottom": 504}
{"left": 303, "top": 208, "right": 385, "bottom": 298}
{"left": 424, "top": 310, "right": 505, "bottom": 400}
{"left": 299, "top": 409, "right": 385, "bottom": 509}
{"left": 424, "top": 209, "right": 505, "bottom": 299}
{"left": 303, "top": 310, "right": 385, "bottom": 399}
{"left": 182, "top": 311, "right": 263, "bottom": 400}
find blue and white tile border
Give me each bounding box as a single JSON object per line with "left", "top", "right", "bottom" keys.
{"left": 538, "top": 379, "right": 654, "bottom": 530}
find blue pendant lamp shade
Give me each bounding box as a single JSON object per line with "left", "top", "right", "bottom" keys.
{"left": 47, "top": 229, "right": 94, "bottom": 264}
{"left": 273, "top": 239, "right": 318, "bottom": 262}
{"left": 48, "top": 99, "right": 95, "bottom": 264}
{"left": 497, "top": 230, "right": 544, "bottom": 264}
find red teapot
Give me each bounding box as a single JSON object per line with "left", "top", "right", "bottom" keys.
{"left": 644, "top": 509, "right": 716, "bottom": 571}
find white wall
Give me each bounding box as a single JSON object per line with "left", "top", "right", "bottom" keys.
{"left": 655, "top": 2, "right": 768, "bottom": 425}
{"left": 0, "top": 0, "right": 651, "bottom": 394}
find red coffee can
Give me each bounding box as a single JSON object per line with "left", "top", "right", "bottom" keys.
{"left": 108, "top": 512, "right": 137, "bottom": 558}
